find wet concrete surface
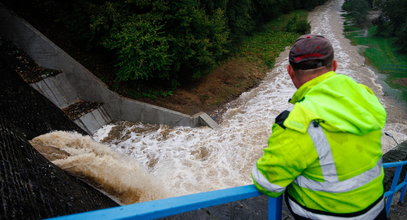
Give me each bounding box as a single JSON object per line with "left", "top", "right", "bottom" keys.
{"left": 0, "top": 49, "right": 118, "bottom": 219}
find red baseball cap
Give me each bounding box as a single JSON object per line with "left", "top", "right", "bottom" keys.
{"left": 289, "top": 34, "right": 334, "bottom": 70}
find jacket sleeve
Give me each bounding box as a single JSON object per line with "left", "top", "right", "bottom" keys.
{"left": 252, "top": 123, "right": 312, "bottom": 197}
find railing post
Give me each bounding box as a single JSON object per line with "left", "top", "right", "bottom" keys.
{"left": 268, "top": 196, "right": 282, "bottom": 220}
{"left": 399, "top": 170, "right": 407, "bottom": 203}
{"left": 385, "top": 166, "right": 403, "bottom": 217}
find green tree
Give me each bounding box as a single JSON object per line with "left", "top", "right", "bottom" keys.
{"left": 4, "top": 0, "right": 328, "bottom": 87}
{"left": 94, "top": 0, "right": 229, "bottom": 83}
{"left": 163, "top": 0, "right": 229, "bottom": 80}
{"left": 380, "top": 0, "right": 407, "bottom": 52}
{"left": 343, "top": 0, "right": 371, "bottom": 26}
{"left": 103, "top": 16, "right": 172, "bottom": 81}
{"left": 225, "top": 0, "right": 255, "bottom": 41}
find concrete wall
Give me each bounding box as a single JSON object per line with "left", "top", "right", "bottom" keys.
{"left": 0, "top": 3, "right": 218, "bottom": 129}
{"left": 31, "top": 72, "right": 78, "bottom": 108}
{"left": 74, "top": 105, "right": 112, "bottom": 134}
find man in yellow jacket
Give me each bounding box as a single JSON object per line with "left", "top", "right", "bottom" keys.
{"left": 252, "top": 35, "right": 387, "bottom": 219}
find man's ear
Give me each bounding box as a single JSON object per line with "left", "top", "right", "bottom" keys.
{"left": 332, "top": 60, "right": 337, "bottom": 71}
{"left": 287, "top": 64, "right": 295, "bottom": 80}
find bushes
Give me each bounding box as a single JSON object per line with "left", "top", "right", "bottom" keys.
{"left": 344, "top": 0, "right": 407, "bottom": 53}
{"left": 162, "top": 2, "right": 229, "bottom": 81}
{"left": 82, "top": 0, "right": 322, "bottom": 85}
{"left": 379, "top": 0, "right": 407, "bottom": 52}
{"left": 4, "top": 0, "right": 328, "bottom": 89}
{"left": 239, "top": 10, "right": 309, "bottom": 69}
{"left": 342, "top": 0, "right": 371, "bottom": 26}
{"left": 87, "top": 0, "right": 229, "bottom": 83}
{"left": 285, "top": 15, "right": 311, "bottom": 34}
{"left": 104, "top": 17, "right": 171, "bottom": 81}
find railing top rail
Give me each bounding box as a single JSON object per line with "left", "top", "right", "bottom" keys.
{"left": 383, "top": 160, "right": 407, "bottom": 168}
{"left": 49, "top": 185, "right": 263, "bottom": 220}
{"left": 49, "top": 161, "right": 407, "bottom": 220}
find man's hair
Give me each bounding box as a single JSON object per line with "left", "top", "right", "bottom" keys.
{"left": 291, "top": 59, "right": 333, "bottom": 77}
{"left": 293, "top": 59, "right": 333, "bottom": 71}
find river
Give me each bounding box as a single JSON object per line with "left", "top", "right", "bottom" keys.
{"left": 32, "top": 0, "right": 407, "bottom": 204}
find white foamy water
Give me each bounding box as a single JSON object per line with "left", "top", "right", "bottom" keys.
{"left": 33, "top": 0, "right": 407, "bottom": 203}
{"left": 93, "top": 57, "right": 296, "bottom": 197}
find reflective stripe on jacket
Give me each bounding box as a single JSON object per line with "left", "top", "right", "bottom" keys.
{"left": 252, "top": 71, "right": 387, "bottom": 216}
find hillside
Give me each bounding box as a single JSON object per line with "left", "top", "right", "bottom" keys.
{"left": 0, "top": 2, "right": 311, "bottom": 119}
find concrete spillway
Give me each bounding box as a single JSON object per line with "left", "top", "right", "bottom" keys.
{"left": 0, "top": 2, "right": 218, "bottom": 133}
{"left": 0, "top": 55, "right": 118, "bottom": 219}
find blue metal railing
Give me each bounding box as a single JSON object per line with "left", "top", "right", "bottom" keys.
{"left": 50, "top": 185, "right": 282, "bottom": 220}
{"left": 50, "top": 161, "right": 407, "bottom": 220}
{"left": 383, "top": 160, "right": 407, "bottom": 217}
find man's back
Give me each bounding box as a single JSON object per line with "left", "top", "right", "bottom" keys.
{"left": 252, "top": 35, "right": 387, "bottom": 219}
{"left": 284, "top": 71, "right": 385, "bottom": 213}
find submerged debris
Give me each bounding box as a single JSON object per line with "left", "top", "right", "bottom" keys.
{"left": 62, "top": 100, "right": 102, "bottom": 120}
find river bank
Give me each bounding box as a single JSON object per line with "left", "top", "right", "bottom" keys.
{"left": 343, "top": 11, "right": 407, "bottom": 103}
{"left": 308, "top": 0, "right": 407, "bottom": 150}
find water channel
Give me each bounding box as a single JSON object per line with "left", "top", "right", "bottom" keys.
{"left": 94, "top": 0, "right": 407, "bottom": 199}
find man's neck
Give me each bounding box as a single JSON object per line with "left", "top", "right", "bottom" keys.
{"left": 296, "top": 67, "right": 332, "bottom": 88}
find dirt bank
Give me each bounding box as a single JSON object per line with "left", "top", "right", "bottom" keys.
{"left": 139, "top": 58, "right": 267, "bottom": 116}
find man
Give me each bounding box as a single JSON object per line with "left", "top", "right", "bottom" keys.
{"left": 252, "top": 35, "right": 387, "bottom": 219}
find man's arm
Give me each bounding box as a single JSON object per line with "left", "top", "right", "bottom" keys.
{"left": 252, "top": 123, "right": 312, "bottom": 197}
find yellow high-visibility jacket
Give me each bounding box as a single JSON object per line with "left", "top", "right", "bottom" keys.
{"left": 252, "top": 71, "right": 386, "bottom": 218}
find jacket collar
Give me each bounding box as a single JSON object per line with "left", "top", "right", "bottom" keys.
{"left": 289, "top": 71, "right": 336, "bottom": 104}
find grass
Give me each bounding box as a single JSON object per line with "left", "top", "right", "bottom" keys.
{"left": 238, "top": 10, "right": 308, "bottom": 69}
{"left": 343, "top": 19, "right": 407, "bottom": 102}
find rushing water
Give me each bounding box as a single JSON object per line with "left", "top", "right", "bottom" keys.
{"left": 33, "top": 0, "right": 407, "bottom": 204}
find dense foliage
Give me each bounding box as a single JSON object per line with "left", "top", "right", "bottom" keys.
{"left": 3, "top": 0, "right": 327, "bottom": 88}
{"left": 375, "top": 0, "right": 407, "bottom": 52}
{"left": 342, "top": 0, "right": 371, "bottom": 26}
{"left": 342, "top": 0, "right": 407, "bottom": 103}
{"left": 343, "top": 0, "right": 407, "bottom": 53}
